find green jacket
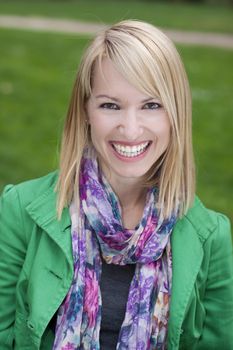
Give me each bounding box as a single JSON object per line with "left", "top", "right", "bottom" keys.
{"left": 0, "top": 172, "right": 233, "bottom": 350}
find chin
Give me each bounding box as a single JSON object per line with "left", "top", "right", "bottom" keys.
{"left": 114, "top": 169, "right": 147, "bottom": 179}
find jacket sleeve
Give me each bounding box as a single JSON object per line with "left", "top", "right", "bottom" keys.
{"left": 0, "top": 185, "right": 27, "bottom": 349}
{"left": 198, "top": 214, "right": 233, "bottom": 349}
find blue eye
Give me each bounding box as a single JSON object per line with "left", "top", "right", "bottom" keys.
{"left": 100, "top": 103, "right": 120, "bottom": 110}
{"left": 143, "top": 102, "right": 161, "bottom": 110}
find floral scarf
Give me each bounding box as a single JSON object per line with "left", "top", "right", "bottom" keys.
{"left": 53, "top": 148, "right": 177, "bottom": 350}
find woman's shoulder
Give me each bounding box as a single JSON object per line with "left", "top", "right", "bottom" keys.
{"left": 0, "top": 171, "right": 58, "bottom": 209}
{"left": 0, "top": 171, "right": 60, "bottom": 247}
{"left": 176, "top": 196, "right": 231, "bottom": 245}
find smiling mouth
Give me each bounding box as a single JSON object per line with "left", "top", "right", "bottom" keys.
{"left": 111, "top": 141, "right": 151, "bottom": 158}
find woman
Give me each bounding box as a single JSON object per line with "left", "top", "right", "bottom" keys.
{"left": 0, "top": 20, "right": 233, "bottom": 350}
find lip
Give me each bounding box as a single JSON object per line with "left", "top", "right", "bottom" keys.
{"left": 109, "top": 141, "right": 151, "bottom": 162}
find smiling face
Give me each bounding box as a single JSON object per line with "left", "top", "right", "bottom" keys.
{"left": 86, "top": 58, "right": 171, "bottom": 187}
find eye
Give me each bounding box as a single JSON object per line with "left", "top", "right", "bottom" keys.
{"left": 99, "top": 103, "right": 120, "bottom": 110}
{"left": 143, "top": 102, "right": 161, "bottom": 110}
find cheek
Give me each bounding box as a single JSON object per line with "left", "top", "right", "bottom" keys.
{"left": 162, "top": 129, "right": 171, "bottom": 151}
{"left": 88, "top": 111, "right": 100, "bottom": 135}
{"left": 152, "top": 121, "right": 171, "bottom": 156}
{"left": 163, "top": 124, "right": 171, "bottom": 145}
{"left": 89, "top": 111, "right": 116, "bottom": 139}
{"left": 154, "top": 115, "right": 171, "bottom": 144}
{"left": 89, "top": 122, "right": 101, "bottom": 145}
{"left": 89, "top": 115, "right": 109, "bottom": 146}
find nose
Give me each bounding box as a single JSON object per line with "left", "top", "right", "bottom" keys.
{"left": 118, "top": 109, "right": 143, "bottom": 140}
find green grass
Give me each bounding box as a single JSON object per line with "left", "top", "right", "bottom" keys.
{"left": 0, "top": 28, "right": 232, "bottom": 222}
{"left": 0, "top": 0, "right": 233, "bottom": 34}
{"left": 180, "top": 45, "right": 233, "bottom": 221}
{"left": 0, "top": 29, "right": 88, "bottom": 184}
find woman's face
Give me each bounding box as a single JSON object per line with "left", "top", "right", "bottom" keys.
{"left": 86, "top": 58, "right": 170, "bottom": 185}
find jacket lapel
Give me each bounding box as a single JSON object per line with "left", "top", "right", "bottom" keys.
{"left": 26, "top": 186, "right": 73, "bottom": 268}
{"left": 168, "top": 198, "right": 214, "bottom": 348}
{"left": 168, "top": 216, "right": 204, "bottom": 347}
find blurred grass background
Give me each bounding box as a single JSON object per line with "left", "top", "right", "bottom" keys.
{"left": 0, "top": 0, "right": 232, "bottom": 222}
{"left": 0, "top": 0, "right": 233, "bottom": 33}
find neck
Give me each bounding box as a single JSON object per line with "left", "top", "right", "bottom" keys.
{"left": 105, "top": 173, "right": 145, "bottom": 206}
{"left": 105, "top": 175, "right": 148, "bottom": 229}
{"left": 116, "top": 182, "right": 147, "bottom": 210}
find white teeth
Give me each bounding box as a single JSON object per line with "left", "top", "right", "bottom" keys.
{"left": 113, "top": 142, "right": 149, "bottom": 157}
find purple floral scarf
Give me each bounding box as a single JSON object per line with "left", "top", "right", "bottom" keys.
{"left": 53, "top": 148, "right": 177, "bottom": 350}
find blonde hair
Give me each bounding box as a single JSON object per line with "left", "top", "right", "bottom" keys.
{"left": 56, "top": 20, "right": 195, "bottom": 219}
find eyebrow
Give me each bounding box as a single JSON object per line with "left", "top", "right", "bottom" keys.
{"left": 95, "top": 94, "right": 120, "bottom": 102}
{"left": 95, "top": 94, "right": 157, "bottom": 103}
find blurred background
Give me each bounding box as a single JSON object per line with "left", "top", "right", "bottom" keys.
{"left": 0, "top": 0, "right": 232, "bottom": 223}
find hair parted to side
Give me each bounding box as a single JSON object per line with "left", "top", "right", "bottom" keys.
{"left": 56, "top": 19, "right": 195, "bottom": 220}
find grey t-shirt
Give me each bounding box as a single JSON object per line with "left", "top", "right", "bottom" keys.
{"left": 100, "top": 260, "right": 136, "bottom": 349}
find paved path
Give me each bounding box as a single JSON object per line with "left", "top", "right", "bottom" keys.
{"left": 0, "top": 15, "right": 233, "bottom": 49}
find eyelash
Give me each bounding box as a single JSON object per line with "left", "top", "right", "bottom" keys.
{"left": 100, "top": 103, "right": 119, "bottom": 110}
{"left": 143, "top": 102, "right": 161, "bottom": 110}
{"left": 99, "top": 102, "right": 162, "bottom": 110}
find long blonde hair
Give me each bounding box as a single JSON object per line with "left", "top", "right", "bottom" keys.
{"left": 56, "top": 20, "right": 195, "bottom": 219}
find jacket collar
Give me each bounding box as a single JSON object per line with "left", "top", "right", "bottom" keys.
{"left": 26, "top": 185, "right": 73, "bottom": 267}
{"left": 168, "top": 216, "right": 203, "bottom": 347}
{"left": 168, "top": 197, "right": 216, "bottom": 347}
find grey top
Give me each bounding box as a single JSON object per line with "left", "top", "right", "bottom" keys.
{"left": 100, "top": 260, "right": 136, "bottom": 349}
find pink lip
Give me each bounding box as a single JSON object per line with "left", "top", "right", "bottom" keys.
{"left": 109, "top": 141, "right": 151, "bottom": 162}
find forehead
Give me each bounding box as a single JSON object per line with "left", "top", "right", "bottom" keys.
{"left": 92, "top": 58, "right": 126, "bottom": 89}
{"left": 91, "top": 58, "right": 151, "bottom": 100}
